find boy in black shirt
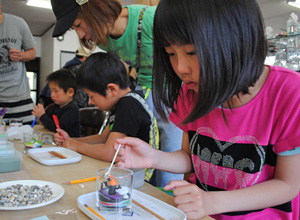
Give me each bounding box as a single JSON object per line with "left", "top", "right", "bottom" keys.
{"left": 53, "top": 52, "right": 158, "bottom": 181}
{"left": 32, "top": 69, "right": 80, "bottom": 137}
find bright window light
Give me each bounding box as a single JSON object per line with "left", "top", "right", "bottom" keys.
{"left": 288, "top": 0, "right": 300, "bottom": 9}
{"left": 26, "top": 0, "right": 52, "bottom": 9}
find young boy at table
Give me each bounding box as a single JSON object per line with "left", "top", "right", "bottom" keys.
{"left": 32, "top": 69, "right": 80, "bottom": 137}
{"left": 54, "top": 52, "right": 158, "bottom": 181}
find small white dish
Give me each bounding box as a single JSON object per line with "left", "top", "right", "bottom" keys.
{"left": 28, "top": 147, "right": 82, "bottom": 166}
{"left": 0, "top": 180, "right": 64, "bottom": 210}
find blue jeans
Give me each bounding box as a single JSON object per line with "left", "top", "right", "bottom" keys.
{"left": 136, "top": 85, "right": 184, "bottom": 187}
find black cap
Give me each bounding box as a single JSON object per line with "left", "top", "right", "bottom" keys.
{"left": 51, "top": 0, "right": 79, "bottom": 37}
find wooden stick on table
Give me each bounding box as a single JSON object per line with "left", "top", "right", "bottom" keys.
{"left": 132, "top": 199, "right": 166, "bottom": 220}
{"left": 48, "top": 151, "right": 67, "bottom": 159}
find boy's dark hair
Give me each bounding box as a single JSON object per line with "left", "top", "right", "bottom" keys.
{"left": 76, "top": 51, "right": 130, "bottom": 96}
{"left": 47, "top": 68, "right": 77, "bottom": 94}
{"left": 152, "top": 0, "right": 268, "bottom": 124}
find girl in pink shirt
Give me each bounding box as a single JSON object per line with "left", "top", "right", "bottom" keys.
{"left": 115, "top": 0, "right": 300, "bottom": 219}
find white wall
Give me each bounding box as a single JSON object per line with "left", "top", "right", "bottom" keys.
{"left": 33, "top": 36, "right": 41, "bottom": 58}
{"left": 37, "top": 27, "right": 81, "bottom": 90}
{"left": 38, "top": 27, "right": 105, "bottom": 91}
{"left": 39, "top": 27, "right": 53, "bottom": 90}
{"left": 53, "top": 30, "right": 81, "bottom": 71}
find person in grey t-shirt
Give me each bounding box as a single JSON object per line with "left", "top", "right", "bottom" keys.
{"left": 0, "top": 2, "right": 36, "bottom": 125}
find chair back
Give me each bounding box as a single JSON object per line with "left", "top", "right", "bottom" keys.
{"left": 79, "top": 107, "right": 106, "bottom": 136}
{"left": 45, "top": 103, "right": 55, "bottom": 114}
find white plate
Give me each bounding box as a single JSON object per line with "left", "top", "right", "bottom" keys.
{"left": 28, "top": 147, "right": 82, "bottom": 166}
{"left": 0, "top": 180, "right": 65, "bottom": 210}
{"left": 77, "top": 189, "right": 187, "bottom": 220}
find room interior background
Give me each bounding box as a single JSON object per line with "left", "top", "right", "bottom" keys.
{"left": 2, "top": 0, "right": 300, "bottom": 104}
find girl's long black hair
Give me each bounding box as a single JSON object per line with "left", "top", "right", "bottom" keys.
{"left": 152, "top": 0, "right": 268, "bottom": 124}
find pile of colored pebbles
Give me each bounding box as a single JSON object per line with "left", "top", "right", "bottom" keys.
{"left": 0, "top": 184, "right": 53, "bottom": 207}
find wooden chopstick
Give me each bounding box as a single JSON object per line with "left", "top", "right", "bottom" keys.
{"left": 132, "top": 199, "right": 166, "bottom": 220}
{"left": 48, "top": 151, "right": 67, "bottom": 159}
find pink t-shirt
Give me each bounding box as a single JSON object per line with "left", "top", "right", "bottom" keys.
{"left": 170, "top": 66, "right": 300, "bottom": 220}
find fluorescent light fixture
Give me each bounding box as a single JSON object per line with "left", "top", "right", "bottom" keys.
{"left": 26, "top": 0, "right": 52, "bottom": 9}
{"left": 288, "top": 0, "right": 300, "bottom": 9}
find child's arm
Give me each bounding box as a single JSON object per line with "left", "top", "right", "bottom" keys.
{"left": 39, "top": 114, "right": 57, "bottom": 131}
{"left": 115, "top": 132, "right": 193, "bottom": 174}
{"left": 53, "top": 128, "right": 70, "bottom": 146}
{"left": 164, "top": 153, "right": 300, "bottom": 219}
{"left": 62, "top": 130, "right": 127, "bottom": 161}
{"left": 54, "top": 125, "right": 110, "bottom": 146}
{"left": 32, "top": 104, "right": 55, "bottom": 130}
{"left": 57, "top": 106, "right": 78, "bottom": 133}
{"left": 32, "top": 103, "right": 46, "bottom": 120}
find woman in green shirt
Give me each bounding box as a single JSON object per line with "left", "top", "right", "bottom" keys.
{"left": 50, "top": 0, "right": 184, "bottom": 187}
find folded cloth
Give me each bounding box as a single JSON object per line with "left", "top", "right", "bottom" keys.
{"left": 6, "top": 125, "right": 34, "bottom": 141}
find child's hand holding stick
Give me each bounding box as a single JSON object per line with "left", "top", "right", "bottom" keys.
{"left": 52, "top": 115, "right": 66, "bottom": 141}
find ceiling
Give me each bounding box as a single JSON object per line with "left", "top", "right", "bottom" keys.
{"left": 2, "top": 0, "right": 300, "bottom": 37}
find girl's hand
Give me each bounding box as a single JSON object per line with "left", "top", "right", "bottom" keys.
{"left": 114, "top": 137, "right": 156, "bottom": 169}
{"left": 54, "top": 129, "right": 69, "bottom": 146}
{"left": 164, "top": 180, "right": 212, "bottom": 220}
{"left": 32, "top": 103, "right": 46, "bottom": 118}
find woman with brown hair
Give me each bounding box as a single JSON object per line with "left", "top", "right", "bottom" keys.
{"left": 50, "top": 0, "right": 184, "bottom": 187}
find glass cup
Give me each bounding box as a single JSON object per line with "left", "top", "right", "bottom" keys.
{"left": 9, "top": 118, "right": 23, "bottom": 127}
{"left": 96, "top": 167, "right": 133, "bottom": 213}
{"left": 0, "top": 119, "right": 5, "bottom": 134}
{"left": 23, "top": 132, "right": 42, "bottom": 153}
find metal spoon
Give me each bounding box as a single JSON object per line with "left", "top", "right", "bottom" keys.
{"left": 104, "top": 144, "right": 122, "bottom": 178}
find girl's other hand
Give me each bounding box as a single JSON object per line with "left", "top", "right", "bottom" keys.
{"left": 164, "top": 180, "right": 212, "bottom": 219}
{"left": 114, "top": 137, "right": 156, "bottom": 169}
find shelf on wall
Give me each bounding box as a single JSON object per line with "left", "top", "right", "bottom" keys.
{"left": 266, "top": 34, "right": 300, "bottom": 72}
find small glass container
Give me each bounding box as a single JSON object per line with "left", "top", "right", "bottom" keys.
{"left": 23, "top": 132, "right": 42, "bottom": 153}
{"left": 287, "top": 16, "right": 300, "bottom": 36}
{"left": 96, "top": 167, "right": 133, "bottom": 213}
{"left": 287, "top": 24, "right": 300, "bottom": 36}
